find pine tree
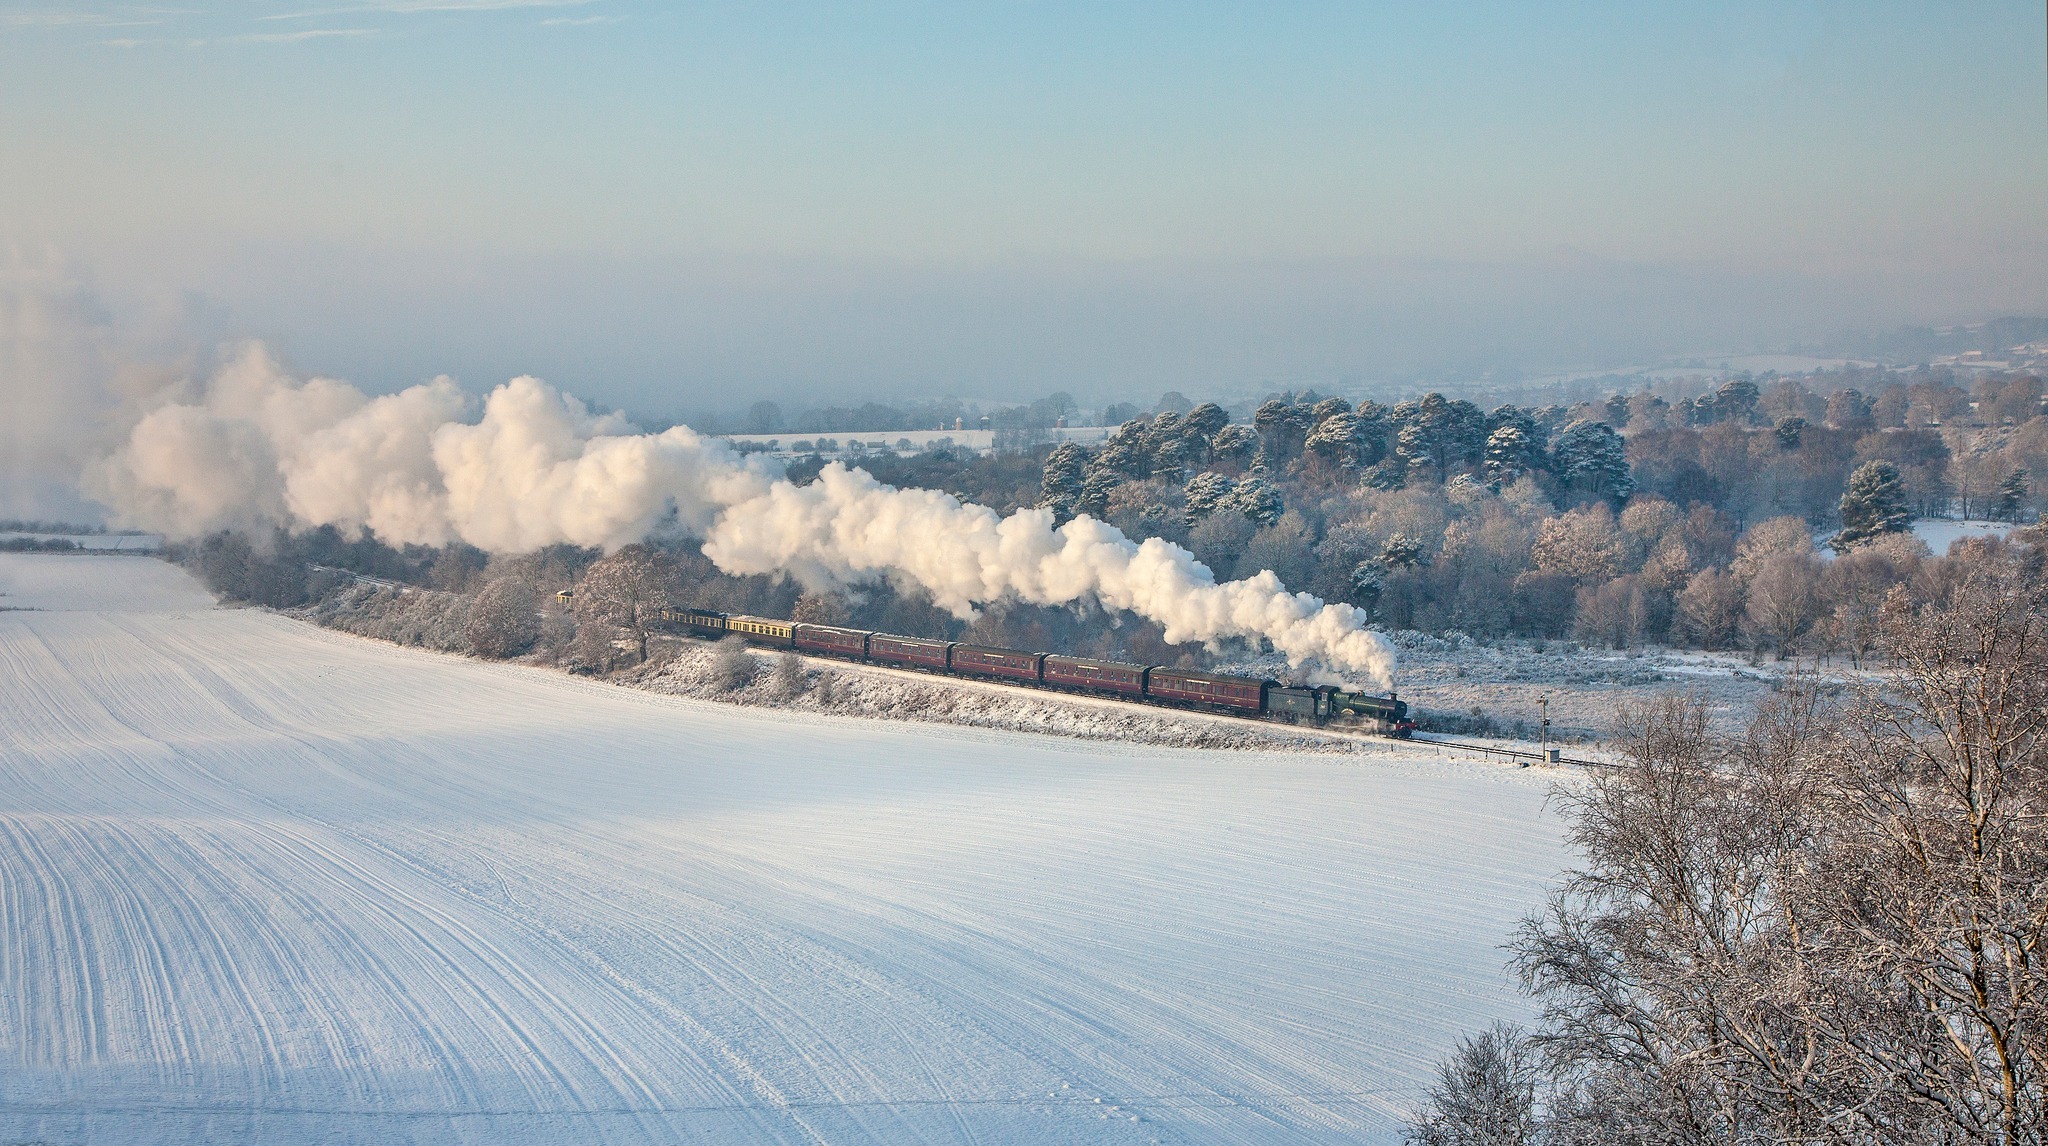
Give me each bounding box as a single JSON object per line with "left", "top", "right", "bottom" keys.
{"left": 1304, "top": 411, "right": 1364, "bottom": 467}
{"left": 1483, "top": 424, "right": 1534, "bottom": 487}
{"left": 1037, "top": 442, "right": 1088, "bottom": 525}
{"left": 1182, "top": 472, "right": 1236, "bottom": 525}
{"left": 1228, "top": 476, "right": 1284, "bottom": 525}
{"left": 1831, "top": 459, "right": 1912, "bottom": 553}
{"left": 1992, "top": 468, "right": 2029, "bottom": 523}
{"left": 1549, "top": 420, "right": 1634, "bottom": 505}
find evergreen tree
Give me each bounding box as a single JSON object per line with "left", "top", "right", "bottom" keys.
{"left": 1178, "top": 402, "right": 1230, "bottom": 468}
{"left": 1711, "top": 376, "right": 1761, "bottom": 423}
{"left": 1831, "top": 459, "right": 1913, "bottom": 553}
{"left": 1094, "top": 419, "right": 1154, "bottom": 478}
{"left": 1346, "top": 561, "right": 1385, "bottom": 614}
{"left": 1181, "top": 401, "right": 1229, "bottom": 443}
{"left": 1037, "top": 442, "right": 1088, "bottom": 525}
{"left": 1207, "top": 423, "right": 1257, "bottom": 465}
{"left": 1483, "top": 424, "right": 1535, "bottom": 487}
{"left": 1181, "top": 472, "right": 1236, "bottom": 525}
{"left": 1378, "top": 534, "right": 1429, "bottom": 569}
{"left": 1077, "top": 465, "right": 1122, "bottom": 519}
{"left": 1549, "top": 420, "right": 1634, "bottom": 505}
{"left": 1252, "top": 399, "right": 1310, "bottom": 464}
{"left": 1772, "top": 415, "right": 1806, "bottom": 449}
{"left": 1391, "top": 393, "right": 1488, "bottom": 481}
{"left": 1228, "top": 476, "right": 1284, "bottom": 525}
{"left": 1993, "top": 468, "right": 2029, "bottom": 523}
{"left": 1361, "top": 457, "right": 1408, "bottom": 491}
{"left": 1351, "top": 400, "right": 1392, "bottom": 466}
{"left": 1304, "top": 411, "right": 1365, "bottom": 468}
{"left": 1309, "top": 396, "right": 1352, "bottom": 425}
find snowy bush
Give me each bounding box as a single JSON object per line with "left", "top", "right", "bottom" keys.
{"left": 708, "top": 637, "right": 758, "bottom": 691}
{"left": 464, "top": 579, "right": 540, "bottom": 659}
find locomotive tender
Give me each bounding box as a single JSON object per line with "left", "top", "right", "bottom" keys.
{"left": 660, "top": 607, "right": 1415, "bottom": 736}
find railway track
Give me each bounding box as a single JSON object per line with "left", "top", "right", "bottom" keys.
{"left": 659, "top": 630, "right": 1606, "bottom": 767}
{"left": 1407, "top": 733, "right": 1611, "bottom": 769}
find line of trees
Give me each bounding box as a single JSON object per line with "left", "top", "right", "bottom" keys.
{"left": 1408, "top": 534, "right": 2048, "bottom": 1144}
{"left": 1022, "top": 371, "right": 2043, "bottom": 658}
{"left": 172, "top": 367, "right": 2046, "bottom": 673}
{"left": 177, "top": 520, "right": 1203, "bottom": 676}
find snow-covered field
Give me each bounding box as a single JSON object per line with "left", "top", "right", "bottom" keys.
{"left": 1911, "top": 517, "right": 2015, "bottom": 554}
{"left": 0, "top": 555, "right": 1567, "bottom": 1144}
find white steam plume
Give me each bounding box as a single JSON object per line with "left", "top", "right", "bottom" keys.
{"left": 701, "top": 465, "right": 1396, "bottom": 686}
{"left": 91, "top": 344, "right": 1396, "bottom": 687}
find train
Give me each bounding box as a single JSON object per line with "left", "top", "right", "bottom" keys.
{"left": 659, "top": 607, "right": 1416, "bottom": 736}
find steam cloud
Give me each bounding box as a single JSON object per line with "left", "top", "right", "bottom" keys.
{"left": 87, "top": 344, "right": 1397, "bottom": 687}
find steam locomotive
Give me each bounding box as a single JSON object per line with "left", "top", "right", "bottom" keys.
{"left": 660, "top": 607, "right": 1416, "bottom": 736}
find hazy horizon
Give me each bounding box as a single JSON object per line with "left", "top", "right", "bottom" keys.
{"left": 4, "top": 1, "right": 2044, "bottom": 416}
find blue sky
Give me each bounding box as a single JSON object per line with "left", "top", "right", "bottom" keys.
{"left": 4, "top": 1, "right": 2044, "bottom": 410}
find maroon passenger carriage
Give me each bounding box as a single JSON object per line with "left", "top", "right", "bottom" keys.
{"left": 793, "top": 623, "right": 870, "bottom": 658}
{"left": 1142, "top": 668, "right": 1267, "bottom": 712}
{"left": 866, "top": 633, "right": 952, "bottom": 671}
{"left": 1041, "top": 655, "right": 1147, "bottom": 697}
{"left": 947, "top": 644, "right": 1045, "bottom": 683}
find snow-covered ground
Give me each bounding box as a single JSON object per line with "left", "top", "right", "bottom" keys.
{"left": 0, "top": 555, "right": 1568, "bottom": 1144}
{"left": 1911, "top": 518, "right": 2015, "bottom": 554}
{"left": 1223, "top": 633, "right": 1783, "bottom": 740}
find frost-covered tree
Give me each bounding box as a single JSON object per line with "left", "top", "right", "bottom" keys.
{"left": 1077, "top": 465, "right": 1123, "bottom": 519}
{"left": 1309, "top": 396, "right": 1352, "bottom": 425}
{"left": 771, "top": 650, "right": 806, "bottom": 699}
{"left": 1228, "top": 475, "right": 1284, "bottom": 525}
{"left": 1347, "top": 560, "right": 1386, "bottom": 612}
{"left": 1548, "top": 420, "right": 1634, "bottom": 505}
{"left": 1378, "top": 533, "right": 1429, "bottom": 570}
{"left": 1831, "top": 459, "right": 1912, "bottom": 553}
{"left": 1038, "top": 441, "right": 1088, "bottom": 525}
{"left": 1181, "top": 401, "right": 1230, "bottom": 445}
{"left": 1743, "top": 550, "right": 1822, "bottom": 656}
{"left": 1404, "top": 1023, "right": 1541, "bottom": 1146}
{"left": 1675, "top": 567, "right": 1744, "bottom": 649}
{"left": 1772, "top": 415, "right": 1806, "bottom": 449}
{"left": 1532, "top": 505, "right": 1624, "bottom": 582}
{"left": 575, "top": 544, "right": 672, "bottom": 661}
{"left": 1252, "top": 399, "right": 1311, "bottom": 465}
{"left": 464, "top": 578, "right": 540, "bottom": 659}
{"left": 1392, "top": 393, "right": 1488, "bottom": 482}
{"left": 1419, "top": 552, "right": 2048, "bottom": 1144}
{"left": 1182, "top": 471, "right": 1237, "bottom": 524}
{"left": 1483, "top": 424, "right": 1536, "bottom": 487}
{"left": 1094, "top": 419, "right": 1155, "bottom": 479}
{"left": 709, "top": 636, "right": 758, "bottom": 691}
{"left": 1699, "top": 376, "right": 1761, "bottom": 424}
{"left": 1361, "top": 457, "right": 1409, "bottom": 491}
{"left": 1208, "top": 423, "right": 1257, "bottom": 466}
{"left": 1304, "top": 410, "right": 1365, "bottom": 468}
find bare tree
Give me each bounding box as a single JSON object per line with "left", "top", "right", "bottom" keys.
{"left": 1406, "top": 1023, "right": 1543, "bottom": 1146}
{"left": 771, "top": 649, "right": 806, "bottom": 699}
{"left": 1808, "top": 555, "right": 2048, "bottom": 1143}
{"left": 566, "top": 619, "right": 621, "bottom": 674}
{"left": 1743, "top": 550, "right": 1822, "bottom": 658}
{"left": 464, "top": 578, "right": 540, "bottom": 659}
{"left": 575, "top": 544, "right": 674, "bottom": 662}
{"left": 1675, "top": 568, "right": 1744, "bottom": 650}
{"left": 1511, "top": 690, "right": 1849, "bottom": 1145}
{"left": 1419, "top": 540, "right": 2048, "bottom": 1146}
